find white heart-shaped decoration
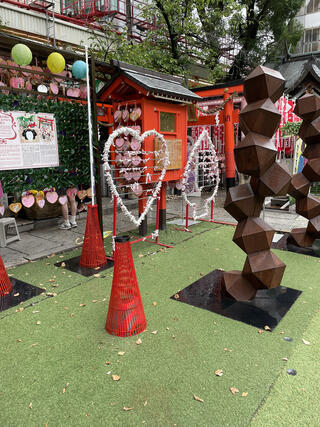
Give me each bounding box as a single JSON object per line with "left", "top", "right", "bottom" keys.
{"left": 46, "top": 191, "right": 58, "bottom": 204}
{"left": 0, "top": 205, "right": 4, "bottom": 216}
{"left": 21, "top": 194, "right": 35, "bottom": 208}
{"left": 181, "top": 130, "right": 220, "bottom": 220}
{"left": 37, "top": 198, "right": 45, "bottom": 208}
{"left": 59, "top": 195, "right": 68, "bottom": 205}
{"left": 103, "top": 127, "right": 169, "bottom": 227}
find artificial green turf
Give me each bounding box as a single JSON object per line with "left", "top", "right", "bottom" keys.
{"left": 0, "top": 224, "right": 319, "bottom": 426}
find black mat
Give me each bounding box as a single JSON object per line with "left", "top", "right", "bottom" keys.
{"left": 171, "top": 269, "right": 302, "bottom": 330}
{"left": 0, "top": 278, "right": 45, "bottom": 312}
{"left": 55, "top": 256, "right": 114, "bottom": 277}
{"left": 272, "top": 233, "right": 320, "bottom": 258}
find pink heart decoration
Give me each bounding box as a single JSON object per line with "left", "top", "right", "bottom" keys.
{"left": 0, "top": 205, "right": 4, "bottom": 216}
{"left": 67, "top": 188, "right": 77, "bottom": 198}
{"left": 115, "top": 154, "right": 122, "bottom": 164}
{"left": 131, "top": 139, "right": 141, "bottom": 151}
{"left": 132, "top": 170, "right": 141, "bottom": 181}
{"left": 50, "top": 83, "right": 59, "bottom": 94}
{"left": 80, "top": 84, "right": 87, "bottom": 99}
{"left": 131, "top": 183, "right": 143, "bottom": 196}
{"left": 67, "top": 88, "right": 80, "bottom": 98}
{"left": 132, "top": 155, "right": 141, "bottom": 166}
{"left": 103, "top": 127, "right": 169, "bottom": 228}
{"left": 46, "top": 191, "right": 58, "bottom": 204}
{"left": 115, "top": 138, "right": 124, "bottom": 148}
{"left": 37, "top": 199, "right": 45, "bottom": 208}
{"left": 9, "top": 202, "right": 22, "bottom": 214}
{"left": 122, "top": 153, "right": 131, "bottom": 166}
{"left": 59, "top": 195, "right": 68, "bottom": 205}
{"left": 124, "top": 171, "right": 132, "bottom": 181}
{"left": 21, "top": 194, "right": 35, "bottom": 208}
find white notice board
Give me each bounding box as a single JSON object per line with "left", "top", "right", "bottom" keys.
{"left": 0, "top": 110, "right": 59, "bottom": 170}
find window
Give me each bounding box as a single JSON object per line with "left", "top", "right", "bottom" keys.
{"left": 160, "top": 112, "right": 176, "bottom": 133}
{"left": 303, "top": 27, "right": 320, "bottom": 52}
{"left": 307, "top": 0, "right": 320, "bottom": 13}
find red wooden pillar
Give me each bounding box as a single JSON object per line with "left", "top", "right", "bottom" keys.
{"left": 224, "top": 89, "right": 236, "bottom": 191}
{"left": 159, "top": 182, "right": 167, "bottom": 230}
{"left": 138, "top": 191, "right": 147, "bottom": 236}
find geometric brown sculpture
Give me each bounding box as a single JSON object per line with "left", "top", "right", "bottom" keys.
{"left": 289, "top": 92, "right": 320, "bottom": 248}
{"left": 250, "top": 163, "right": 291, "bottom": 197}
{"left": 233, "top": 218, "right": 275, "bottom": 254}
{"left": 222, "top": 65, "right": 287, "bottom": 301}
{"left": 234, "top": 133, "right": 277, "bottom": 177}
{"left": 224, "top": 184, "right": 264, "bottom": 221}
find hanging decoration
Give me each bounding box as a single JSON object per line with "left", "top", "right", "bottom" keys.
{"left": 9, "top": 202, "right": 22, "bottom": 214}
{"left": 181, "top": 129, "right": 220, "bottom": 220}
{"left": 21, "top": 194, "right": 35, "bottom": 208}
{"left": 103, "top": 127, "right": 169, "bottom": 227}
{"left": 11, "top": 44, "right": 32, "bottom": 66}
{"left": 72, "top": 60, "right": 87, "bottom": 79}
{"left": 47, "top": 52, "right": 65, "bottom": 74}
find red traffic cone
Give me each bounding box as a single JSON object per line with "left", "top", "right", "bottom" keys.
{"left": 80, "top": 204, "right": 107, "bottom": 268}
{"left": 0, "top": 255, "right": 12, "bottom": 297}
{"left": 106, "top": 235, "right": 147, "bottom": 337}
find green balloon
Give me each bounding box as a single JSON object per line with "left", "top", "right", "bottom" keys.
{"left": 11, "top": 44, "right": 32, "bottom": 66}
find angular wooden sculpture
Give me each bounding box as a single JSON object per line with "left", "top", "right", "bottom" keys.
{"left": 289, "top": 93, "right": 320, "bottom": 247}
{"left": 222, "top": 65, "right": 289, "bottom": 301}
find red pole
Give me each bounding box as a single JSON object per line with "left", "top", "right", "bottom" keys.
{"left": 211, "top": 200, "right": 214, "bottom": 221}
{"left": 186, "top": 204, "right": 189, "bottom": 230}
{"left": 156, "top": 195, "right": 160, "bottom": 244}
{"left": 113, "top": 195, "right": 117, "bottom": 256}
{"left": 224, "top": 88, "right": 236, "bottom": 191}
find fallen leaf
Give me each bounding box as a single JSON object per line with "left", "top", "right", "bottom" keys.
{"left": 45, "top": 262, "right": 50, "bottom": 265}
{"left": 36, "top": 321, "right": 41, "bottom": 325}
{"left": 64, "top": 307, "right": 69, "bottom": 310}
{"left": 302, "top": 338, "right": 311, "bottom": 346}
{"left": 280, "top": 331, "right": 285, "bottom": 334}
{"left": 264, "top": 325, "right": 271, "bottom": 331}
{"left": 138, "top": 254, "right": 144, "bottom": 258}
{"left": 52, "top": 284, "right": 59, "bottom": 288}
{"left": 136, "top": 338, "right": 142, "bottom": 345}
{"left": 79, "top": 303, "right": 86, "bottom": 307}
{"left": 32, "top": 310, "right": 40, "bottom": 313}
{"left": 49, "top": 279, "right": 55, "bottom": 282}
{"left": 30, "top": 342, "right": 38, "bottom": 347}
{"left": 173, "top": 317, "right": 178, "bottom": 321}
{"left": 46, "top": 292, "right": 57, "bottom": 297}
{"left": 93, "top": 274, "right": 100, "bottom": 278}
{"left": 143, "top": 401, "right": 148, "bottom": 406}
{"left": 172, "top": 335, "right": 176, "bottom": 339}
{"left": 112, "top": 375, "right": 120, "bottom": 381}
{"left": 215, "top": 369, "right": 223, "bottom": 377}
{"left": 61, "top": 262, "right": 66, "bottom": 267}
{"left": 230, "top": 387, "right": 239, "bottom": 395}
{"left": 151, "top": 330, "right": 158, "bottom": 335}
{"left": 282, "top": 357, "right": 288, "bottom": 361}
{"left": 92, "top": 300, "right": 98, "bottom": 303}
{"left": 242, "top": 392, "right": 248, "bottom": 397}
{"left": 70, "top": 313, "right": 74, "bottom": 317}
{"left": 14, "top": 292, "right": 19, "bottom": 297}
{"left": 123, "top": 406, "right": 133, "bottom": 411}
{"left": 62, "top": 382, "right": 70, "bottom": 393}
{"left": 174, "top": 294, "right": 180, "bottom": 299}
{"left": 16, "top": 339, "right": 22, "bottom": 342}
{"left": 15, "top": 307, "right": 24, "bottom": 312}
{"left": 153, "top": 302, "right": 157, "bottom": 307}
{"left": 258, "top": 329, "right": 263, "bottom": 334}
{"left": 105, "top": 361, "right": 111, "bottom": 365}
{"left": 193, "top": 394, "right": 204, "bottom": 403}
{"left": 29, "top": 402, "right": 32, "bottom": 409}
{"left": 118, "top": 351, "right": 125, "bottom": 356}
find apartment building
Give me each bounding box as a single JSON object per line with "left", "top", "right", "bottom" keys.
{"left": 295, "top": 0, "right": 320, "bottom": 53}
{"left": 0, "top": 0, "right": 149, "bottom": 49}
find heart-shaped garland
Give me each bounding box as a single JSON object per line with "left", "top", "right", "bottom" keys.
{"left": 102, "top": 127, "right": 169, "bottom": 227}
{"left": 181, "top": 130, "right": 220, "bottom": 220}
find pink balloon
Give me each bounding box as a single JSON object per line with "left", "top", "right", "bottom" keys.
{"left": 22, "top": 194, "right": 35, "bottom": 208}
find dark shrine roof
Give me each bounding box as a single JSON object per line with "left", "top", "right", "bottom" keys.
{"left": 269, "top": 53, "right": 320, "bottom": 96}
{"left": 105, "top": 60, "right": 202, "bottom": 103}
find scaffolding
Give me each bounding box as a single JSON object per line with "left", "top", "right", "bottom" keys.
{"left": 28, "top": 0, "right": 56, "bottom": 46}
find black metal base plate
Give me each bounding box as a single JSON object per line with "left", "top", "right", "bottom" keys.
{"left": 55, "top": 256, "right": 114, "bottom": 277}
{"left": 170, "top": 269, "right": 302, "bottom": 330}
{"left": 0, "top": 278, "right": 44, "bottom": 313}
{"left": 272, "top": 233, "right": 320, "bottom": 258}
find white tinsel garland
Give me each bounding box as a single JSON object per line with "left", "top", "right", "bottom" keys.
{"left": 103, "top": 127, "right": 169, "bottom": 228}
{"left": 181, "top": 129, "right": 220, "bottom": 220}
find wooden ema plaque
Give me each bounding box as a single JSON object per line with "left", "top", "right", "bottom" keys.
{"left": 154, "top": 138, "right": 182, "bottom": 171}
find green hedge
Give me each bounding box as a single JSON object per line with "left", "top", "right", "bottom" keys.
{"left": 0, "top": 93, "right": 90, "bottom": 194}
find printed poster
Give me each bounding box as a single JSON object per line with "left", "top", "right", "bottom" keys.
{"left": 0, "top": 110, "right": 59, "bottom": 170}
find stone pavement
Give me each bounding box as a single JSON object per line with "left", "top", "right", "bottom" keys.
{"left": 0, "top": 192, "right": 308, "bottom": 268}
